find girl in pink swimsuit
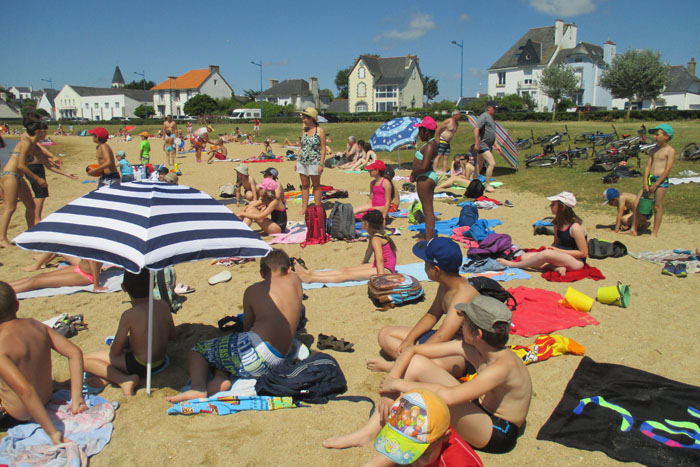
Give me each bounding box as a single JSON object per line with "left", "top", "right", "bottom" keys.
{"left": 9, "top": 255, "right": 106, "bottom": 294}
{"left": 354, "top": 159, "right": 392, "bottom": 219}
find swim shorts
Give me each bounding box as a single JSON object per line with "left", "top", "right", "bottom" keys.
{"left": 192, "top": 331, "right": 284, "bottom": 378}
{"left": 472, "top": 399, "right": 521, "bottom": 454}
{"left": 27, "top": 164, "right": 49, "bottom": 198}
{"left": 125, "top": 352, "right": 166, "bottom": 378}
{"left": 648, "top": 174, "right": 670, "bottom": 189}
{"left": 1, "top": 170, "right": 21, "bottom": 180}
{"left": 437, "top": 140, "right": 451, "bottom": 156}
{"left": 98, "top": 171, "right": 120, "bottom": 188}
{"left": 165, "top": 146, "right": 174, "bottom": 152}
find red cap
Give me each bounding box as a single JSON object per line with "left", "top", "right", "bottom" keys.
{"left": 414, "top": 116, "right": 437, "bottom": 131}
{"left": 366, "top": 160, "right": 386, "bottom": 171}
{"left": 88, "top": 127, "right": 109, "bottom": 140}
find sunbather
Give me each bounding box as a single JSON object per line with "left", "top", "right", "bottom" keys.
{"left": 9, "top": 256, "right": 106, "bottom": 294}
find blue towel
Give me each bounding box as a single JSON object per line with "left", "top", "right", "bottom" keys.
{"left": 460, "top": 267, "right": 531, "bottom": 282}
{"left": 464, "top": 219, "right": 504, "bottom": 242}
{"left": 407, "top": 217, "right": 460, "bottom": 236}
{"left": 533, "top": 220, "right": 553, "bottom": 227}
{"left": 302, "top": 263, "right": 429, "bottom": 290}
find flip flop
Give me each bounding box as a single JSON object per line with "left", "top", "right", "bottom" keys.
{"left": 174, "top": 284, "right": 195, "bottom": 294}
{"left": 208, "top": 271, "right": 232, "bottom": 285}
{"left": 317, "top": 334, "right": 354, "bottom": 353}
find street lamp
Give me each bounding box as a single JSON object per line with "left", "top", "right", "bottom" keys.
{"left": 134, "top": 71, "right": 147, "bottom": 120}
{"left": 451, "top": 40, "right": 464, "bottom": 112}
{"left": 41, "top": 78, "right": 53, "bottom": 90}
{"left": 250, "top": 61, "right": 263, "bottom": 118}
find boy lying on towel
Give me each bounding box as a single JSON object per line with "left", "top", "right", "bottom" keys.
{"left": 83, "top": 270, "right": 175, "bottom": 395}
{"left": 0, "top": 281, "right": 87, "bottom": 444}
{"left": 166, "top": 249, "right": 303, "bottom": 403}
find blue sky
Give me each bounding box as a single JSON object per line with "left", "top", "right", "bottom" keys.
{"left": 2, "top": 0, "right": 698, "bottom": 101}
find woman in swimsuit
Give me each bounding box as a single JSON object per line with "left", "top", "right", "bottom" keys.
{"left": 236, "top": 178, "right": 287, "bottom": 235}
{"left": 354, "top": 159, "right": 393, "bottom": 219}
{"left": 294, "top": 209, "right": 397, "bottom": 283}
{"left": 435, "top": 153, "right": 475, "bottom": 191}
{"left": 409, "top": 116, "right": 438, "bottom": 240}
{"left": 8, "top": 255, "right": 106, "bottom": 294}
{"left": 497, "top": 191, "right": 588, "bottom": 274}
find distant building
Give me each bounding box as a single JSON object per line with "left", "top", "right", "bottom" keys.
{"left": 37, "top": 89, "right": 59, "bottom": 119}
{"left": 112, "top": 66, "right": 125, "bottom": 89}
{"left": 259, "top": 78, "right": 331, "bottom": 111}
{"left": 326, "top": 99, "right": 349, "bottom": 113}
{"left": 348, "top": 55, "right": 424, "bottom": 112}
{"left": 0, "top": 99, "right": 20, "bottom": 119}
{"left": 54, "top": 85, "right": 154, "bottom": 120}
{"left": 151, "top": 65, "right": 234, "bottom": 117}
{"left": 9, "top": 86, "right": 32, "bottom": 100}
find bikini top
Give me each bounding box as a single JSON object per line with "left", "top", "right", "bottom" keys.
{"left": 414, "top": 138, "right": 435, "bottom": 161}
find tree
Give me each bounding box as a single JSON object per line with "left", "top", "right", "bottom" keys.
{"left": 124, "top": 79, "right": 156, "bottom": 90}
{"left": 539, "top": 65, "right": 579, "bottom": 120}
{"left": 134, "top": 104, "right": 156, "bottom": 119}
{"left": 422, "top": 75, "right": 439, "bottom": 102}
{"left": 600, "top": 49, "right": 670, "bottom": 118}
{"left": 242, "top": 89, "right": 259, "bottom": 101}
{"left": 499, "top": 93, "right": 535, "bottom": 111}
{"left": 320, "top": 88, "right": 334, "bottom": 100}
{"left": 183, "top": 94, "right": 218, "bottom": 116}
{"left": 243, "top": 100, "right": 294, "bottom": 117}
{"left": 334, "top": 66, "right": 352, "bottom": 99}
{"left": 215, "top": 96, "right": 245, "bottom": 115}
{"left": 20, "top": 98, "right": 37, "bottom": 117}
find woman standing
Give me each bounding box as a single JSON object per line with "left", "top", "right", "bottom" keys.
{"left": 296, "top": 107, "right": 326, "bottom": 214}
{"left": 409, "top": 116, "right": 438, "bottom": 239}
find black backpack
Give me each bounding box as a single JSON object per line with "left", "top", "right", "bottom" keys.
{"left": 465, "top": 179, "right": 485, "bottom": 199}
{"left": 327, "top": 202, "right": 356, "bottom": 239}
{"left": 468, "top": 277, "right": 517, "bottom": 310}
{"left": 254, "top": 352, "right": 348, "bottom": 404}
{"left": 587, "top": 239, "right": 628, "bottom": 259}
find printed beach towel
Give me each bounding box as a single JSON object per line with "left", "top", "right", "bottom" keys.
{"left": 168, "top": 395, "right": 298, "bottom": 416}
{"left": 538, "top": 357, "right": 700, "bottom": 466}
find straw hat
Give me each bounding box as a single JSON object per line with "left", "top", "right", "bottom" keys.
{"left": 301, "top": 107, "right": 318, "bottom": 123}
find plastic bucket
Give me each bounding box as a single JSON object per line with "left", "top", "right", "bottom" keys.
{"left": 598, "top": 282, "right": 630, "bottom": 308}
{"left": 638, "top": 196, "right": 654, "bottom": 216}
{"left": 561, "top": 287, "right": 595, "bottom": 312}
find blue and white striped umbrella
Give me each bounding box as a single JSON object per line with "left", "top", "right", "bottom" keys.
{"left": 369, "top": 117, "right": 422, "bottom": 152}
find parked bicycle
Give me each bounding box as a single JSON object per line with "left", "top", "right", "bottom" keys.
{"left": 525, "top": 128, "right": 571, "bottom": 168}
{"left": 680, "top": 142, "right": 700, "bottom": 161}
{"left": 608, "top": 124, "right": 646, "bottom": 149}
{"left": 574, "top": 125, "right": 618, "bottom": 145}
{"left": 533, "top": 125, "right": 569, "bottom": 145}
{"left": 514, "top": 130, "right": 534, "bottom": 150}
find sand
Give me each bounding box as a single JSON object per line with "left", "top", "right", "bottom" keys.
{"left": 1, "top": 133, "right": 698, "bottom": 466}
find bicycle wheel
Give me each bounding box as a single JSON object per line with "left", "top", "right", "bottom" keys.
{"left": 516, "top": 139, "right": 532, "bottom": 150}
{"left": 534, "top": 135, "right": 550, "bottom": 145}
{"left": 680, "top": 143, "right": 699, "bottom": 161}
{"left": 575, "top": 132, "right": 592, "bottom": 143}
{"left": 526, "top": 157, "right": 557, "bottom": 168}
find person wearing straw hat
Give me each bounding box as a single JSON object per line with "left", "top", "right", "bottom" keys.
{"left": 234, "top": 163, "right": 258, "bottom": 205}
{"left": 296, "top": 107, "right": 326, "bottom": 214}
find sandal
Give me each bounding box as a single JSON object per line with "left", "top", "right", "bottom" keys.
{"left": 174, "top": 283, "right": 195, "bottom": 294}
{"left": 317, "top": 333, "right": 354, "bottom": 353}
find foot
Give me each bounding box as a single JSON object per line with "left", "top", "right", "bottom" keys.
{"left": 323, "top": 430, "right": 375, "bottom": 449}
{"left": 485, "top": 185, "right": 495, "bottom": 193}
{"left": 119, "top": 375, "right": 139, "bottom": 396}
{"left": 496, "top": 258, "right": 515, "bottom": 267}
{"left": 554, "top": 266, "right": 567, "bottom": 276}
{"left": 622, "top": 230, "right": 638, "bottom": 236}
{"left": 22, "top": 263, "right": 45, "bottom": 272}
{"left": 164, "top": 389, "right": 206, "bottom": 403}
{"left": 0, "top": 240, "right": 11, "bottom": 248}
{"left": 366, "top": 358, "right": 392, "bottom": 373}
{"left": 650, "top": 233, "right": 657, "bottom": 239}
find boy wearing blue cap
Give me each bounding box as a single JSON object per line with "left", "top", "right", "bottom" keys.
{"left": 602, "top": 187, "right": 643, "bottom": 233}
{"left": 628, "top": 124, "right": 675, "bottom": 237}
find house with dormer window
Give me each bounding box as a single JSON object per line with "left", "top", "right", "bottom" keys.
{"left": 348, "top": 55, "right": 424, "bottom": 113}
{"left": 151, "top": 65, "right": 234, "bottom": 117}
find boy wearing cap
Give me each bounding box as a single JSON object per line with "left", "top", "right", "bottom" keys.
{"left": 628, "top": 124, "right": 675, "bottom": 237}
{"left": 116, "top": 151, "right": 134, "bottom": 182}
{"left": 87, "top": 127, "right": 119, "bottom": 188}
{"left": 369, "top": 238, "right": 479, "bottom": 376}
{"left": 139, "top": 132, "right": 151, "bottom": 165}
{"left": 474, "top": 102, "right": 498, "bottom": 193}
{"left": 602, "top": 187, "right": 644, "bottom": 233}
{"left": 326, "top": 295, "right": 531, "bottom": 456}
{"left": 234, "top": 163, "right": 258, "bottom": 205}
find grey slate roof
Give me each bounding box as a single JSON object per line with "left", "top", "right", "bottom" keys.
{"left": 112, "top": 66, "right": 125, "bottom": 85}
{"left": 553, "top": 42, "right": 605, "bottom": 66}
{"left": 42, "top": 89, "right": 59, "bottom": 106}
{"left": 70, "top": 86, "right": 153, "bottom": 100}
{"left": 262, "top": 79, "right": 312, "bottom": 97}
{"left": 325, "top": 99, "right": 349, "bottom": 113}
{"left": 358, "top": 56, "right": 420, "bottom": 85}
{"left": 489, "top": 26, "right": 561, "bottom": 70}
{"left": 665, "top": 66, "right": 700, "bottom": 93}
{"left": 15, "top": 86, "right": 31, "bottom": 93}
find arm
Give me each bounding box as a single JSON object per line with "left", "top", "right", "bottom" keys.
{"left": 18, "top": 142, "right": 46, "bottom": 186}
{"left": 380, "top": 179, "right": 391, "bottom": 218}
{"left": 167, "top": 311, "right": 176, "bottom": 341}
{"left": 319, "top": 127, "right": 327, "bottom": 172}
{"left": 382, "top": 340, "right": 465, "bottom": 391}
{"left": 47, "top": 328, "right": 87, "bottom": 415}
{"left": 109, "top": 312, "right": 132, "bottom": 357}
{"left": 250, "top": 177, "right": 258, "bottom": 201}
{"left": 242, "top": 288, "right": 255, "bottom": 331}
{"left": 397, "top": 295, "right": 444, "bottom": 353}
{"left": 87, "top": 261, "right": 105, "bottom": 291}
{"left": 642, "top": 155, "right": 653, "bottom": 192}
{"left": 614, "top": 203, "right": 625, "bottom": 232}
{"left": 409, "top": 143, "right": 434, "bottom": 180}
{"left": 473, "top": 126, "right": 481, "bottom": 151}
{"left": 371, "top": 236, "right": 385, "bottom": 276}
{"left": 240, "top": 200, "right": 280, "bottom": 221}
{"left": 362, "top": 242, "right": 373, "bottom": 264}
{"left": 38, "top": 145, "right": 63, "bottom": 170}
{"left": 424, "top": 306, "right": 466, "bottom": 345}
{"left": 35, "top": 150, "right": 77, "bottom": 180}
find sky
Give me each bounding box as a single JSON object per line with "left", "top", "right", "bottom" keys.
{"left": 2, "top": 0, "right": 699, "bottom": 101}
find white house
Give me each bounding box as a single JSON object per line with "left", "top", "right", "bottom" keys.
{"left": 9, "top": 86, "right": 32, "bottom": 100}
{"left": 348, "top": 55, "right": 424, "bottom": 112}
{"left": 54, "top": 85, "right": 153, "bottom": 120}
{"left": 151, "top": 65, "right": 234, "bottom": 117}
{"left": 37, "top": 89, "right": 59, "bottom": 120}
{"left": 488, "top": 20, "right": 615, "bottom": 110}
{"left": 259, "top": 78, "right": 331, "bottom": 111}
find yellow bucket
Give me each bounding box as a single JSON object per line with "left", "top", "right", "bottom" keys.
{"left": 597, "top": 282, "right": 631, "bottom": 308}
{"left": 561, "top": 287, "right": 594, "bottom": 312}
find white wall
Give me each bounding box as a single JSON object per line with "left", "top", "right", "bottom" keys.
{"left": 488, "top": 67, "right": 548, "bottom": 110}
{"left": 37, "top": 94, "right": 56, "bottom": 120}
{"left": 54, "top": 86, "right": 82, "bottom": 119}
{"left": 199, "top": 72, "right": 233, "bottom": 99}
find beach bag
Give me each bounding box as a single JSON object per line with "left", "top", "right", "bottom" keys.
{"left": 323, "top": 189, "right": 349, "bottom": 199}
{"left": 464, "top": 219, "right": 495, "bottom": 243}
{"left": 254, "top": 352, "right": 347, "bottom": 404}
{"left": 465, "top": 179, "right": 485, "bottom": 199}
{"left": 301, "top": 205, "right": 328, "bottom": 247}
{"left": 154, "top": 266, "right": 184, "bottom": 313}
{"left": 327, "top": 202, "right": 356, "bottom": 240}
{"left": 368, "top": 274, "right": 425, "bottom": 311}
{"left": 408, "top": 201, "right": 425, "bottom": 225}
{"left": 468, "top": 233, "right": 512, "bottom": 257}
{"left": 219, "top": 184, "right": 236, "bottom": 198}
{"left": 468, "top": 277, "right": 517, "bottom": 310}
{"left": 458, "top": 203, "right": 479, "bottom": 227}
{"left": 324, "top": 155, "right": 341, "bottom": 168}
{"left": 533, "top": 217, "right": 555, "bottom": 236}
{"left": 587, "top": 238, "right": 628, "bottom": 259}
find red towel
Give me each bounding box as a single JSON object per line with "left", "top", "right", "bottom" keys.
{"left": 542, "top": 264, "right": 605, "bottom": 282}
{"left": 507, "top": 286, "right": 599, "bottom": 337}
{"left": 475, "top": 196, "right": 502, "bottom": 205}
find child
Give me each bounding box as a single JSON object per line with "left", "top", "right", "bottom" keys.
{"left": 602, "top": 187, "right": 647, "bottom": 233}
{"left": 233, "top": 127, "right": 241, "bottom": 143}
{"left": 206, "top": 139, "right": 228, "bottom": 164}
{"left": 436, "top": 153, "right": 475, "bottom": 191}
{"left": 139, "top": 131, "right": 151, "bottom": 165}
{"left": 83, "top": 270, "right": 175, "bottom": 395}
{"left": 163, "top": 130, "right": 176, "bottom": 167}
{"left": 409, "top": 117, "right": 438, "bottom": 239}
{"left": 234, "top": 164, "right": 258, "bottom": 205}
{"left": 165, "top": 249, "right": 303, "bottom": 403}
{"left": 256, "top": 140, "right": 274, "bottom": 160}
{"left": 0, "top": 282, "right": 88, "bottom": 444}
{"left": 87, "top": 127, "right": 119, "bottom": 187}
{"left": 498, "top": 192, "right": 587, "bottom": 274}
{"left": 236, "top": 178, "right": 287, "bottom": 234}
{"left": 338, "top": 139, "right": 366, "bottom": 169}
{"left": 116, "top": 150, "right": 134, "bottom": 183}
{"left": 368, "top": 237, "right": 478, "bottom": 376}
{"left": 384, "top": 165, "right": 400, "bottom": 213}
{"left": 325, "top": 295, "right": 532, "bottom": 455}
{"left": 9, "top": 256, "right": 106, "bottom": 294}
{"left": 294, "top": 209, "right": 397, "bottom": 283}
{"left": 257, "top": 167, "right": 284, "bottom": 202}
{"left": 354, "top": 160, "right": 393, "bottom": 219}
{"left": 628, "top": 124, "right": 675, "bottom": 238}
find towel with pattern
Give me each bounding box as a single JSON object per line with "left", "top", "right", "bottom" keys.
{"left": 168, "top": 395, "right": 299, "bottom": 416}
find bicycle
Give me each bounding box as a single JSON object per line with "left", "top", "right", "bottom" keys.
{"left": 680, "top": 142, "right": 700, "bottom": 161}
{"left": 514, "top": 130, "right": 534, "bottom": 150}
{"left": 533, "top": 125, "right": 569, "bottom": 145}
{"left": 525, "top": 129, "right": 571, "bottom": 168}
{"left": 608, "top": 124, "right": 646, "bottom": 149}
{"left": 574, "top": 125, "right": 618, "bottom": 145}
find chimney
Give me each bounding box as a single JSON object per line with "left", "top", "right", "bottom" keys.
{"left": 308, "top": 77, "right": 320, "bottom": 108}
{"left": 688, "top": 58, "right": 697, "bottom": 78}
{"left": 208, "top": 65, "right": 220, "bottom": 74}
{"left": 603, "top": 40, "right": 616, "bottom": 65}
{"left": 269, "top": 79, "right": 279, "bottom": 88}
{"left": 554, "top": 19, "right": 564, "bottom": 46}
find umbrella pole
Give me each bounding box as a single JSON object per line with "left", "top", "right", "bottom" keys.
{"left": 147, "top": 270, "right": 154, "bottom": 396}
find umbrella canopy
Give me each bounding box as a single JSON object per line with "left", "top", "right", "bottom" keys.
{"left": 125, "top": 125, "right": 136, "bottom": 132}
{"left": 369, "top": 117, "right": 422, "bottom": 152}
{"left": 466, "top": 114, "right": 519, "bottom": 170}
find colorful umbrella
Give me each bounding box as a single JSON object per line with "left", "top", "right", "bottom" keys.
{"left": 466, "top": 115, "right": 519, "bottom": 169}
{"left": 369, "top": 117, "right": 422, "bottom": 152}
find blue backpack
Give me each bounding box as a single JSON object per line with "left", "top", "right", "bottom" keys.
{"left": 368, "top": 273, "right": 425, "bottom": 311}
{"left": 458, "top": 203, "right": 479, "bottom": 227}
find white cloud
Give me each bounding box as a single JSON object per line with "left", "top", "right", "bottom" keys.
{"left": 459, "top": 14, "right": 470, "bottom": 23}
{"left": 374, "top": 13, "right": 435, "bottom": 41}
{"left": 529, "top": 0, "right": 597, "bottom": 17}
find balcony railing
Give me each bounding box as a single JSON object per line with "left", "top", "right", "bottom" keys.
{"left": 517, "top": 80, "right": 538, "bottom": 89}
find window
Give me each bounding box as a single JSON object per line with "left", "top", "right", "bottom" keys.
{"left": 574, "top": 58, "right": 583, "bottom": 63}
{"left": 175, "top": 91, "right": 181, "bottom": 100}
{"left": 356, "top": 101, "right": 368, "bottom": 112}
{"left": 358, "top": 66, "right": 365, "bottom": 79}
{"left": 214, "top": 79, "right": 217, "bottom": 85}
{"left": 104, "top": 102, "right": 109, "bottom": 108}
{"left": 85, "top": 103, "right": 89, "bottom": 109}
{"left": 115, "top": 102, "right": 120, "bottom": 108}
{"left": 357, "top": 82, "right": 366, "bottom": 97}
{"left": 524, "top": 78, "right": 533, "bottom": 85}
{"left": 375, "top": 86, "right": 397, "bottom": 98}
{"left": 412, "top": 68, "right": 417, "bottom": 80}
{"left": 376, "top": 102, "right": 394, "bottom": 112}
{"left": 94, "top": 103, "right": 99, "bottom": 109}
{"left": 497, "top": 72, "right": 506, "bottom": 86}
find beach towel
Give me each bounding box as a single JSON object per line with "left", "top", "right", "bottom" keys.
{"left": 541, "top": 264, "right": 606, "bottom": 282}
{"left": 410, "top": 217, "right": 501, "bottom": 237}
{"left": 450, "top": 226, "right": 480, "bottom": 249}
{"left": 537, "top": 357, "right": 700, "bottom": 466}
{"left": 510, "top": 334, "right": 585, "bottom": 365}
{"left": 167, "top": 395, "right": 299, "bottom": 416}
{"left": 16, "top": 268, "right": 124, "bottom": 300}
{"left": 460, "top": 268, "right": 531, "bottom": 282}
{"left": 267, "top": 224, "right": 307, "bottom": 244}
{"left": 302, "top": 263, "right": 429, "bottom": 290}
{"left": 243, "top": 158, "right": 284, "bottom": 163}
{"left": 399, "top": 192, "right": 452, "bottom": 204}
{"left": 630, "top": 250, "right": 700, "bottom": 273}
{"left": 0, "top": 390, "right": 116, "bottom": 467}
{"left": 668, "top": 176, "right": 700, "bottom": 185}
{"left": 463, "top": 219, "right": 503, "bottom": 242}
{"left": 389, "top": 208, "right": 441, "bottom": 219}
{"left": 507, "top": 286, "right": 599, "bottom": 337}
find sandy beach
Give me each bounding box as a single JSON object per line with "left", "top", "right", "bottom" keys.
{"left": 1, "top": 133, "right": 698, "bottom": 466}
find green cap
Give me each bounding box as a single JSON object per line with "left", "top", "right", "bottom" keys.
{"left": 649, "top": 124, "right": 673, "bottom": 140}
{"left": 455, "top": 295, "right": 512, "bottom": 332}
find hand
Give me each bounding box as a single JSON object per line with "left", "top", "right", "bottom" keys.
{"left": 397, "top": 340, "right": 414, "bottom": 355}
{"left": 67, "top": 173, "right": 79, "bottom": 180}
{"left": 294, "top": 162, "right": 297, "bottom": 171}
{"left": 648, "top": 185, "right": 657, "bottom": 194}
{"left": 71, "top": 397, "right": 88, "bottom": 414}
{"left": 318, "top": 165, "right": 324, "bottom": 174}
{"left": 49, "top": 430, "right": 65, "bottom": 446}
{"left": 379, "top": 375, "right": 400, "bottom": 394}
{"left": 37, "top": 178, "right": 47, "bottom": 188}
{"left": 92, "top": 285, "right": 108, "bottom": 292}
{"left": 50, "top": 157, "right": 63, "bottom": 169}
{"left": 379, "top": 395, "right": 395, "bottom": 425}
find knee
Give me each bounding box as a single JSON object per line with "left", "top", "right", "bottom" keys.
{"left": 300, "top": 181, "right": 310, "bottom": 190}
{"left": 377, "top": 326, "right": 391, "bottom": 346}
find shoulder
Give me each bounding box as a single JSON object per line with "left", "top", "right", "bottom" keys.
{"left": 570, "top": 222, "right": 586, "bottom": 236}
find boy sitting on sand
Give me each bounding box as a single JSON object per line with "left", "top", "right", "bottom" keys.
{"left": 0, "top": 282, "right": 87, "bottom": 444}
{"left": 325, "top": 295, "right": 532, "bottom": 455}
{"left": 368, "top": 238, "right": 478, "bottom": 378}
{"left": 165, "top": 249, "right": 303, "bottom": 403}
{"left": 602, "top": 187, "right": 649, "bottom": 233}
{"left": 83, "top": 270, "right": 175, "bottom": 396}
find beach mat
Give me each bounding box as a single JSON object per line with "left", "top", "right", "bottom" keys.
{"left": 16, "top": 268, "right": 124, "bottom": 300}
{"left": 302, "top": 263, "right": 429, "bottom": 290}
{"left": 538, "top": 357, "right": 700, "bottom": 466}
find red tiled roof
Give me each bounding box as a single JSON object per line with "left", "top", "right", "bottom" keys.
{"left": 152, "top": 69, "right": 210, "bottom": 90}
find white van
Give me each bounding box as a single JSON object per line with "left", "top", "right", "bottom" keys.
{"left": 230, "top": 108, "right": 261, "bottom": 120}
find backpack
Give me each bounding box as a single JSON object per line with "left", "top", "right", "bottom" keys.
{"left": 465, "top": 179, "right": 485, "bottom": 199}
{"left": 301, "top": 205, "right": 328, "bottom": 247}
{"left": 219, "top": 183, "right": 236, "bottom": 198}
{"left": 587, "top": 238, "right": 628, "bottom": 259}
{"left": 154, "top": 266, "right": 184, "bottom": 313}
{"left": 254, "top": 352, "right": 347, "bottom": 404}
{"left": 368, "top": 274, "right": 425, "bottom": 311}
{"left": 458, "top": 203, "right": 479, "bottom": 227}
{"left": 468, "top": 233, "right": 512, "bottom": 257}
{"left": 324, "top": 156, "right": 340, "bottom": 168}
{"left": 327, "top": 202, "right": 356, "bottom": 240}
{"left": 533, "top": 217, "right": 555, "bottom": 236}
{"left": 408, "top": 201, "right": 425, "bottom": 225}
{"left": 468, "top": 277, "right": 517, "bottom": 310}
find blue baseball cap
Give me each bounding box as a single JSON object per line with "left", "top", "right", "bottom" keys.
{"left": 649, "top": 124, "right": 673, "bottom": 140}
{"left": 602, "top": 187, "right": 620, "bottom": 205}
{"left": 412, "top": 237, "right": 462, "bottom": 273}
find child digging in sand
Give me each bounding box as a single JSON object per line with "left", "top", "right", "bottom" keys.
{"left": 0, "top": 282, "right": 88, "bottom": 444}
{"left": 165, "top": 249, "right": 303, "bottom": 403}
{"left": 324, "top": 295, "right": 532, "bottom": 456}
{"left": 83, "top": 270, "right": 175, "bottom": 396}
{"left": 602, "top": 187, "right": 649, "bottom": 233}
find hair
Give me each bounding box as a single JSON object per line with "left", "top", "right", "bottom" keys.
{"left": 363, "top": 142, "right": 372, "bottom": 152}
{"left": 553, "top": 202, "right": 582, "bottom": 228}
{"left": 23, "top": 112, "right": 48, "bottom": 136}
{"left": 348, "top": 136, "right": 356, "bottom": 143}
{"left": 382, "top": 166, "right": 396, "bottom": 200}
{"left": 362, "top": 209, "right": 397, "bottom": 254}
{"left": 260, "top": 189, "right": 277, "bottom": 204}
{"left": 452, "top": 109, "right": 461, "bottom": 117}
{"left": 158, "top": 167, "right": 169, "bottom": 174}
{"left": 260, "top": 249, "right": 291, "bottom": 275}
{"left": 357, "top": 139, "right": 365, "bottom": 148}
{"left": 122, "top": 269, "right": 150, "bottom": 299}
{"left": 461, "top": 313, "right": 510, "bottom": 347}
{"left": 166, "top": 130, "right": 172, "bottom": 136}
{"left": 0, "top": 281, "right": 17, "bottom": 320}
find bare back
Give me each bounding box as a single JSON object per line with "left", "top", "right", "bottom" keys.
{"left": 120, "top": 300, "right": 173, "bottom": 363}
